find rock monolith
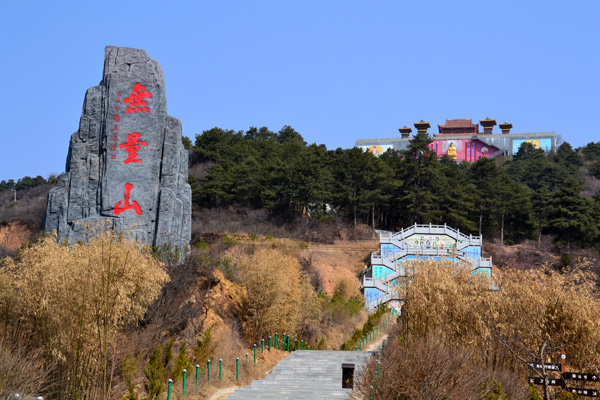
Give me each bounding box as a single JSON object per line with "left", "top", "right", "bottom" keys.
{"left": 44, "top": 46, "right": 191, "bottom": 253}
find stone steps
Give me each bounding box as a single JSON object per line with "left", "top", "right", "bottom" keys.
{"left": 225, "top": 350, "right": 372, "bottom": 399}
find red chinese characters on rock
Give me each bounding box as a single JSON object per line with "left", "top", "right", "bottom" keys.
{"left": 119, "top": 132, "right": 148, "bottom": 164}
{"left": 123, "top": 83, "right": 152, "bottom": 114}
{"left": 114, "top": 183, "right": 142, "bottom": 215}
{"left": 112, "top": 91, "right": 121, "bottom": 160}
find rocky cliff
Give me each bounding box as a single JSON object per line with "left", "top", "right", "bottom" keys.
{"left": 44, "top": 46, "right": 191, "bottom": 252}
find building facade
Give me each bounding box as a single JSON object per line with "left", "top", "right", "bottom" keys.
{"left": 361, "top": 224, "right": 492, "bottom": 311}
{"left": 356, "top": 118, "right": 556, "bottom": 161}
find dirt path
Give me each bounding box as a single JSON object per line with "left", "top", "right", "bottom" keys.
{"left": 208, "top": 386, "right": 239, "bottom": 400}
{"left": 366, "top": 332, "right": 388, "bottom": 351}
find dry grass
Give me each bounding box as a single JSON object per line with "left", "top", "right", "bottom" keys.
{"left": 0, "top": 337, "right": 51, "bottom": 398}
{"left": 0, "top": 229, "right": 169, "bottom": 400}
{"left": 0, "top": 183, "right": 52, "bottom": 230}
{"left": 191, "top": 207, "right": 377, "bottom": 244}
{"left": 356, "top": 326, "right": 527, "bottom": 400}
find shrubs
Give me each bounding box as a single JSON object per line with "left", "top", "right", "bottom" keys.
{"left": 560, "top": 251, "right": 572, "bottom": 273}
{"left": 172, "top": 340, "right": 191, "bottom": 382}
{"left": 0, "top": 338, "right": 49, "bottom": 398}
{"left": 0, "top": 229, "right": 169, "bottom": 399}
{"left": 236, "top": 248, "right": 319, "bottom": 342}
{"left": 358, "top": 259, "right": 600, "bottom": 398}
{"left": 339, "top": 304, "right": 386, "bottom": 350}
{"left": 144, "top": 345, "right": 165, "bottom": 400}
{"left": 194, "top": 324, "right": 217, "bottom": 369}
{"left": 356, "top": 330, "right": 525, "bottom": 400}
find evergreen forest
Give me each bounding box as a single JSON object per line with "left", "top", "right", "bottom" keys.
{"left": 188, "top": 126, "right": 600, "bottom": 249}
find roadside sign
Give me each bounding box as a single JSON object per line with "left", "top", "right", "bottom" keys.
{"left": 527, "top": 362, "right": 561, "bottom": 371}
{"left": 565, "top": 387, "right": 599, "bottom": 397}
{"left": 564, "top": 372, "right": 600, "bottom": 382}
{"left": 528, "top": 377, "right": 565, "bottom": 387}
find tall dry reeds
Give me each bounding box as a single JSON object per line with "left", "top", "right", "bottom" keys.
{"left": 359, "top": 259, "right": 600, "bottom": 399}
{"left": 235, "top": 247, "right": 320, "bottom": 342}
{"left": 0, "top": 228, "right": 169, "bottom": 400}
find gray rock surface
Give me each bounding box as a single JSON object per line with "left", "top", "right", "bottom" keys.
{"left": 44, "top": 46, "right": 191, "bottom": 253}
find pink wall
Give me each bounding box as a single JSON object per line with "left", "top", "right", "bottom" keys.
{"left": 428, "top": 138, "right": 499, "bottom": 162}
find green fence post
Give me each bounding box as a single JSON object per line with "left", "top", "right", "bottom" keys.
{"left": 307, "top": 345, "right": 310, "bottom": 350}
{"left": 262, "top": 339, "right": 265, "bottom": 353}
{"left": 359, "top": 339, "right": 362, "bottom": 351}
{"left": 275, "top": 332, "right": 278, "bottom": 349}
{"left": 236, "top": 357, "right": 239, "bottom": 382}
{"left": 254, "top": 344, "right": 257, "bottom": 365}
{"left": 207, "top": 360, "right": 211, "bottom": 385}
{"left": 355, "top": 346, "right": 357, "bottom": 351}
{"left": 246, "top": 352, "right": 248, "bottom": 369}
{"left": 167, "top": 378, "right": 172, "bottom": 400}
{"left": 195, "top": 364, "right": 199, "bottom": 394}
{"left": 294, "top": 339, "right": 297, "bottom": 351}
{"left": 182, "top": 369, "right": 187, "bottom": 397}
{"left": 283, "top": 333, "right": 286, "bottom": 350}
{"left": 268, "top": 336, "right": 271, "bottom": 352}
{"left": 301, "top": 339, "right": 304, "bottom": 350}
{"left": 219, "top": 359, "right": 222, "bottom": 381}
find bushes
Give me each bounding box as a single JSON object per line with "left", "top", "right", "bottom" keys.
{"left": 358, "top": 259, "right": 600, "bottom": 398}
{"left": 339, "top": 304, "right": 387, "bottom": 350}
{"left": 194, "top": 324, "right": 217, "bottom": 369}
{"left": 0, "top": 338, "right": 49, "bottom": 398}
{"left": 356, "top": 330, "right": 526, "bottom": 400}
{"left": 236, "top": 248, "right": 319, "bottom": 342}
{"left": 0, "top": 229, "right": 169, "bottom": 399}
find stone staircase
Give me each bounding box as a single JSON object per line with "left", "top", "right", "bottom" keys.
{"left": 225, "top": 350, "right": 373, "bottom": 399}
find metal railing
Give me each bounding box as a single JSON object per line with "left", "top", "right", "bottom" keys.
{"left": 378, "top": 223, "right": 484, "bottom": 251}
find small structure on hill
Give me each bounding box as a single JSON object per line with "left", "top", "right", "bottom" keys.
{"left": 357, "top": 118, "right": 556, "bottom": 161}
{"left": 361, "top": 224, "right": 492, "bottom": 311}
{"left": 43, "top": 46, "right": 191, "bottom": 252}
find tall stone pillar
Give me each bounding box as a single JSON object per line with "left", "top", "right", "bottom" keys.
{"left": 44, "top": 46, "right": 191, "bottom": 253}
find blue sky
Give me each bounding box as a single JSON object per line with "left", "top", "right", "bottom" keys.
{"left": 1, "top": 1, "right": 598, "bottom": 181}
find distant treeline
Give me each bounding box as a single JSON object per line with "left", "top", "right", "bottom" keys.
{"left": 190, "top": 126, "right": 600, "bottom": 248}
{"left": 0, "top": 175, "right": 57, "bottom": 192}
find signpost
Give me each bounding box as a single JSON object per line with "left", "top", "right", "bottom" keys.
{"left": 527, "top": 377, "right": 564, "bottom": 387}
{"left": 565, "top": 388, "right": 599, "bottom": 398}
{"left": 527, "top": 351, "right": 599, "bottom": 398}
{"left": 564, "top": 373, "right": 600, "bottom": 382}
{"left": 527, "top": 363, "right": 561, "bottom": 372}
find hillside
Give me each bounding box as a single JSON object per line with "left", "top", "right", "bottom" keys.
{"left": 1, "top": 134, "right": 600, "bottom": 399}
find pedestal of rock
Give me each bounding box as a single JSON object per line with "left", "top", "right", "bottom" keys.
{"left": 44, "top": 46, "right": 191, "bottom": 253}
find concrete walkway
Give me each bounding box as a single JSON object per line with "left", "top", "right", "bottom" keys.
{"left": 224, "top": 350, "right": 373, "bottom": 399}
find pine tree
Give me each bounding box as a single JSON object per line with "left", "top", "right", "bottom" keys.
{"left": 144, "top": 345, "right": 164, "bottom": 400}
{"left": 398, "top": 132, "right": 441, "bottom": 225}
{"left": 548, "top": 177, "right": 595, "bottom": 248}
{"left": 172, "top": 340, "right": 191, "bottom": 383}
{"left": 532, "top": 183, "right": 552, "bottom": 247}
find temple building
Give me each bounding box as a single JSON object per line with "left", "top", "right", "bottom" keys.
{"left": 356, "top": 118, "right": 556, "bottom": 162}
